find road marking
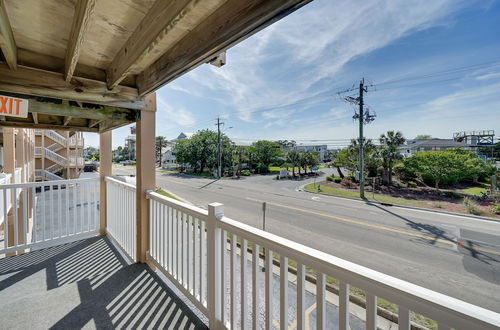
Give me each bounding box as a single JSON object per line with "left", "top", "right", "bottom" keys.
{"left": 311, "top": 197, "right": 321, "bottom": 201}
{"left": 245, "top": 197, "right": 500, "bottom": 256}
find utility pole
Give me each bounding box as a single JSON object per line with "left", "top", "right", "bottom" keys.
{"left": 358, "top": 78, "right": 366, "bottom": 199}
{"left": 341, "top": 78, "right": 375, "bottom": 199}
{"left": 216, "top": 117, "right": 222, "bottom": 178}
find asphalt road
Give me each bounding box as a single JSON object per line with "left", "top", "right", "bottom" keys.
{"left": 113, "top": 165, "right": 500, "bottom": 313}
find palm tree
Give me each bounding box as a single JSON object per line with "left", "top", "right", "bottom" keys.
{"left": 379, "top": 130, "right": 405, "bottom": 184}
{"left": 286, "top": 150, "right": 301, "bottom": 176}
{"left": 155, "top": 136, "right": 168, "bottom": 167}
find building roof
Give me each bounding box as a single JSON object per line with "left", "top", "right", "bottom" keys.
{"left": 402, "top": 139, "right": 468, "bottom": 149}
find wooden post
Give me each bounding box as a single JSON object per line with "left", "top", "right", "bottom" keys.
{"left": 136, "top": 93, "right": 156, "bottom": 263}
{"left": 3, "top": 128, "right": 15, "bottom": 255}
{"left": 99, "top": 130, "right": 112, "bottom": 235}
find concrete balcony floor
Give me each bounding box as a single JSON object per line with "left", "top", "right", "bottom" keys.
{"left": 0, "top": 237, "right": 208, "bottom": 329}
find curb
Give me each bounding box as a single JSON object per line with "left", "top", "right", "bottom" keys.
{"left": 299, "top": 185, "right": 500, "bottom": 223}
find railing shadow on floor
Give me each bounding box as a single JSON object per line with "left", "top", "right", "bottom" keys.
{"left": 0, "top": 236, "right": 208, "bottom": 330}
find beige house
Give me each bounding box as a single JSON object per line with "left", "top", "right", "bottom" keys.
{"left": 34, "top": 130, "right": 84, "bottom": 180}
{"left": 0, "top": 1, "right": 497, "bottom": 329}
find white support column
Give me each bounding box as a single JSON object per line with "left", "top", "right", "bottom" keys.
{"left": 136, "top": 92, "right": 156, "bottom": 262}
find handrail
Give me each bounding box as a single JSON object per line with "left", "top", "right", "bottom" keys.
{"left": 145, "top": 190, "right": 500, "bottom": 329}
{"left": 147, "top": 190, "right": 208, "bottom": 221}
{"left": 218, "top": 216, "right": 499, "bottom": 329}
{"left": 45, "top": 130, "right": 67, "bottom": 146}
{"left": 105, "top": 176, "right": 137, "bottom": 191}
{"left": 0, "top": 177, "right": 98, "bottom": 189}
{"left": 44, "top": 148, "right": 67, "bottom": 166}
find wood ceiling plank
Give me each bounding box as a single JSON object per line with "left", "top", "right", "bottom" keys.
{"left": 106, "top": 0, "right": 227, "bottom": 89}
{"left": 0, "top": 0, "right": 17, "bottom": 70}
{"left": 0, "top": 121, "right": 99, "bottom": 132}
{"left": 0, "top": 63, "right": 144, "bottom": 109}
{"left": 65, "top": 0, "right": 97, "bottom": 82}
{"left": 137, "top": 0, "right": 312, "bottom": 95}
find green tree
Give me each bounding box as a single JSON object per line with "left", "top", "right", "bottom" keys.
{"left": 305, "top": 151, "right": 320, "bottom": 173}
{"left": 251, "top": 140, "right": 283, "bottom": 173}
{"left": 155, "top": 136, "right": 168, "bottom": 166}
{"left": 379, "top": 130, "right": 405, "bottom": 184}
{"left": 414, "top": 135, "right": 432, "bottom": 140}
{"left": 347, "top": 138, "right": 379, "bottom": 178}
{"left": 402, "top": 151, "right": 462, "bottom": 189}
{"left": 286, "top": 150, "right": 301, "bottom": 176}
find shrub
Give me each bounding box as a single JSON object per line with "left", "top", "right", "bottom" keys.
{"left": 490, "top": 203, "right": 500, "bottom": 214}
{"left": 463, "top": 197, "right": 481, "bottom": 215}
{"left": 443, "top": 191, "right": 461, "bottom": 199}
{"left": 333, "top": 177, "right": 342, "bottom": 183}
{"left": 326, "top": 176, "right": 334, "bottom": 182}
{"left": 340, "top": 178, "right": 355, "bottom": 188}
{"left": 241, "top": 170, "right": 251, "bottom": 176}
{"left": 395, "top": 182, "right": 403, "bottom": 189}
{"left": 406, "top": 181, "right": 417, "bottom": 188}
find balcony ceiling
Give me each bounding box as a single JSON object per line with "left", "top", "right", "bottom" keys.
{"left": 0, "top": 0, "right": 311, "bottom": 132}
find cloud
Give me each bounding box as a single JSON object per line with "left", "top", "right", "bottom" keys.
{"left": 165, "top": 0, "right": 471, "bottom": 125}
{"left": 475, "top": 71, "right": 500, "bottom": 81}
{"left": 157, "top": 95, "right": 195, "bottom": 127}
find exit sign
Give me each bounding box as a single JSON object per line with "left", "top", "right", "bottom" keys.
{"left": 0, "top": 95, "right": 29, "bottom": 118}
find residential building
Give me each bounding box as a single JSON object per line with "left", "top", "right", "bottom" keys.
{"left": 399, "top": 138, "right": 471, "bottom": 157}
{"left": 161, "top": 132, "right": 194, "bottom": 168}
{"left": 285, "top": 144, "right": 328, "bottom": 162}
{"left": 34, "top": 130, "right": 84, "bottom": 180}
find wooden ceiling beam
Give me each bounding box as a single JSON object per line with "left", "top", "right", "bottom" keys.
{"left": 137, "top": 0, "right": 312, "bottom": 95}
{"left": 0, "top": 121, "right": 99, "bottom": 132}
{"left": 25, "top": 99, "right": 138, "bottom": 122}
{"left": 63, "top": 116, "right": 73, "bottom": 126}
{"left": 0, "top": 0, "right": 17, "bottom": 70}
{"left": 32, "top": 112, "right": 38, "bottom": 124}
{"left": 106, "top": 0, "right": 227, "bottom": 90}
{"left": 65, "top": 0, "right": 96, "bottom": 82}
{"left": 88, "top": 119, "right": 103, "bottom": 128}
{"left": 0, "top": 63, "right": 144, "bottom": 109}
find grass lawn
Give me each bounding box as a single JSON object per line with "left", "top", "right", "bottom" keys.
{"left": 305, "top": 183, "right": 425, "bottom": 207}
{"left": 462, "top": 184, "right": 488, "bottom": 196}
{"left": 305, "top": 182, "right": 500, "bottom": 218}
{"left": 157, "top": 169, "right": 179, "bottom": 174}
{"left": 155, "top": 189, "right": 181, "bottom": 201}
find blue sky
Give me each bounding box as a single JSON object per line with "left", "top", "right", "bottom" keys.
{"left": 85, "top": 0, "right": 500, "bottom": 149}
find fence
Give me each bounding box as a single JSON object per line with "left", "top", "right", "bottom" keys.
{"left": 145, "top": 191, "right": 500, "bottom": 330}
{"left": 105, "top": 177, "right": 137, "bottom": 262}
{"left": 0, "top": 177, "right": 99, "bottom": 255}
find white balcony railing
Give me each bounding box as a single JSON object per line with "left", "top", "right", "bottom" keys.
{"left": 0, "top": 177, "right": 99, "bottom": 255}
{"left": 44, "top": 130, "right": 67, "bottom": 147}
{"left": 105, "top": 177, "right": 136, "bottom": 261}
{"left": 35, "top": 147, "right": 42, "bottom": 156}
{"left": 143, "top": 191, "right": 500, "bottom": 330}
{"left": 44, "top": 148, "right": 67, "bottom": 166}
{"left": 0, "top": 174, "right": 12, "bottom": 225}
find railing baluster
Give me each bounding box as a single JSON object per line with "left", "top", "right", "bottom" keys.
{"left": 195, "top": 216, "right": 199, "bottom": 298}
{"left": 230, "top": 233, "right": 237, "bottom": 329}
{"left": 339, "top": 281, "right": 349, "bottom": 330}
{"left": 65, "top": 183, "right": 69, "bottom": 236}
{"left": 181, "top": 212, "right": 185, "bottom": 287}
{"left": 252, "top": 243, "right": 260, "bottom": 330}
{"left": 42, "top": 184, "right": 46, "bottom": 240}
{"left": 220, "top": 229, "right": 226, "bottom": 325}
{"left": 201, "top": 220, "right": 206, "bottom": 304}
{"left": 265, "top": 248, "right": 273, "bottom": 330}
{"left": 23, "top": 188, "right": 28, "bottom": 246}
{"left": 79, "top": 183, "right": 84, "bottom": 235}
{"left": 32, "top": 186, "right": 36, "bottom": 242}
{"left": 398, "top": 306, "right": 410, "bottom": 330}
{"left": 13, "top": 186, "right": 18, "bottom": 247}
{"left": 317, "top": 272, "right": 326, "bottom": 330}
{"left": 366, "top": 292, "right": 377, "bottom": 330}
{"left": 72, "top": 181, "right": 76, "bottom": 236}
{"left": 57, "top": 183, "right": 62, "bottom": 238}
{"left": 280, "top": 255, "right": 288, "bottom": 330}
{"left": 149, "top": 199, "right": 154, "bottom": 259}
{"left": 50, "top": 184, "right": 55, "bottom": 239}
{"left": 186, "top": 214, "right": 191, "bottom": 291}
{"left": 297, "top": 263, "right": 305, "bottom": 330}
{"left": 241, "top": 238, "right": 248, "bottom": 330}
{"left": 162, "top": 204, "right": 166, "bottom": 269}
{"left": 4, "top": 189, "right": 9, "bottom": 249}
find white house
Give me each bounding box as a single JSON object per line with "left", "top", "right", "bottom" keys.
{"left": 398, "top": 139, "right": 470, "bottom": 157}
{"left": 161, "top": 132, "right": 194, "bottom": 168}
{"left": 292, "top": 144, "right": 328, "bottom": 162}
